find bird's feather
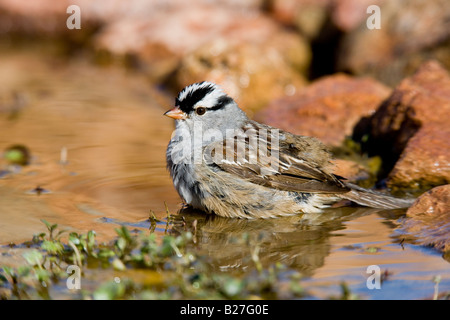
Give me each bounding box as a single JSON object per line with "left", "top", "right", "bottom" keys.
{"left": 204, "top": 127, "right": 350, "bottom": 194}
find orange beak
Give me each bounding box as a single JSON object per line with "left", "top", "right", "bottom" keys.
{"left": 164, "top": 106, "right": 187, "bottom": 120}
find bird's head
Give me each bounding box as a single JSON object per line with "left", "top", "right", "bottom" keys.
{"left": 164, "top": 81, "right": 247, "bottom": 134}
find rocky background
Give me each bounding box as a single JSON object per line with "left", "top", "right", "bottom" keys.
{"left": 0, "top": 0, "right": 449, "bottom": 252}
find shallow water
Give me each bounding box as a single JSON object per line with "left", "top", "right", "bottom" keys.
{"left": 0, "top": 47, "right": 179, "bottom": 243}
{"left": 0, "top": 47, "right": 448, "bottom": 299}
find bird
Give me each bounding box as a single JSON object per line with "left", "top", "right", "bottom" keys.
{"left": 164, "top": 81, "right": 413, "bottom": 219}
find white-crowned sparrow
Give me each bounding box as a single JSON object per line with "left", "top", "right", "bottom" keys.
{"left": 164, "top": 81, "right": 413, "bottom": 219}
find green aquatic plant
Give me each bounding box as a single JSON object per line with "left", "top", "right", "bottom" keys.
{"left": 0, "top": 220, "right": 307, "bottom": 300}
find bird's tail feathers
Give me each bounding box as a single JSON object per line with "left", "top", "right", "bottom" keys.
{"left": 341, "top": 183, "right": 415, "bottom": 210}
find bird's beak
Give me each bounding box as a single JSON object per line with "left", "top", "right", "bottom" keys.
{"left": 164, "top": 106, "right": 187, "bottom": 120}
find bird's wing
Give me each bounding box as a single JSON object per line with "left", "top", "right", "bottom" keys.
{"left": 203, "top": 133, "right": 350, "bottom": 194}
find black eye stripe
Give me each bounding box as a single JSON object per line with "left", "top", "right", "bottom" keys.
{"left": 176, "top": 83, "right": 234, "bottom": 114}
{"left": 209, "top": 96, "right": 233, "bottom": 111}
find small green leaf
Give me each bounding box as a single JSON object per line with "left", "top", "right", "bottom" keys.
{"left": 35, "top": 269, "right": 50, "bottom": 283}
{"left": 41, "top": 219, "right": 57, "bottom": 232}
{"left": 87, "top": 230, "right": 96, "bottom": 250}
{"left": 116, "top": 237, "right": 127, "bottom": 252}
{"left": 93, "top": 281, "right": 126, "bottom": 300}
{"left": 41, "top": 240, "right": 64, "bottom": 254}
{"left": 111, "top": 258, "right": 126, "bottom": 271}
{"left": 1, "top": 266, "right": 14, "bottom": 278}
{"left": 17, "top": 266, "right": 32, "bottom": 277}
{"left": 22, "top": 249, "right": 44, "bottom": 267}
{"left": 68, "top": 233, "right": 81, "bottom": 245}
{"left": 55, "top": 229, "right": 68, "bottom": 240}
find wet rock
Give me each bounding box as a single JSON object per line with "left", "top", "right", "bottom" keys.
{"left": 400, "top": 184, "right": 450, "bottom": 252}
{"left": 355, "top": 60, "right": 450, "bottom": 189}
{"left": 337, "top": 0, "right": 450, "bottom": 86}
{"left": 254, "top": 74, "right": 390, "bottom": 147}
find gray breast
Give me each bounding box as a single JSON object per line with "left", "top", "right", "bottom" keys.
{"left": 166, "top": 140, "right": 205, "bottom": 208}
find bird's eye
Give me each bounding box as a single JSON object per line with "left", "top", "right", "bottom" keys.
{"left": 196, "top": 107, "right": 206, "bottom": 115}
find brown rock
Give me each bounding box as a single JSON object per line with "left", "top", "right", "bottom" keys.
{"left": 88, "top": 0, "right": 311, "bottom": 101}
{"left": 0, "top": 0, "right": 100, "bottom": 40}
{"left": 356, "top": 60, "right": 450, "bottom": 189}
{"left": 267, "top": 0, "right": 385, "bottom": 35}
{"left": 0, "top": 0, "right": 67, "bottom": 35}
{"left": 388, "top": 126, "right": 450, "bottom": 189}
{"left": 267, "top": 0, "right": 330, "bottom": 39}
{"left": 254, "top": 73, "right": 391, "bottom": 147}
{"left": 332, "top": 159, "right": 372, "bottom": 185}
{"left": 173, "top": 29, "right": 310, "bottom": 113}
{"left": 90, "top": 0, "right": 264, "bottom": 55}
{"left": 0, "top": 0, "right": 270, "bottom": 82}
{"left": 331, "top": 0, "right": 386, "bottom": 32}
{"left": 401, "top": 185, "right": 450, "bottom": 252}
{"left": 337, "top": 0, "right": 450, "bottom": 86}
{"left": 89, "top": 0, "right": 271, "bottom": 82}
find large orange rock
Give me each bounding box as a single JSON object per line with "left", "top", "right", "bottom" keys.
{"left": 356, "top": 61, "right": 450, "bottom": 189}
{"left": 254, "top": 73, "right": 391, "bottom": 147}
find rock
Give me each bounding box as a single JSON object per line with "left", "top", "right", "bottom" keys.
{"left": 88, "top": 0, "right": 298, "bottom": 87}
{"left": 267, "top": 0, "right": 386, "bottom": 36}
{"left": 337, "top": 0, "right": 450, "bottom": 86}
{"left": 332, "top": 159, "right": 372, "bottom": 185}
{"left": 254, "top": 73, "right": 391, "bottom": 147}
{"left": 330, "top": 0, "right": 386, "bottom": 32}
{"left": 355, "top": 60, "right": 450, "bottom": 189}
{"left": 0, "top": 0, "right": 270, "bottom": 82}
{"left": 267, "top": 0, "right": 330, "bottom": 39}
{"left": 172, "top": 28, "right": 310, "bottom": 113}
{"left": 0, "top": 0, "right": 67, "bottom": 35}
{"left": 93, "top": 0, "right": 311, "bottom": 90}
{"left": 387, "top": 126, "right": 450, "bottom": 189}
{"left": 90, "top": 0, "right": 263, "bottom": 55}
{"left": 400, "top": 185, "right": 450, "bottom": 252}
{"left": 0, "top": 0, "right": 100, "bottom": 41}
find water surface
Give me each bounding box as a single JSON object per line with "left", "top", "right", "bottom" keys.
{"left": 0, "top": 48, "right": 448, "bottom": 299}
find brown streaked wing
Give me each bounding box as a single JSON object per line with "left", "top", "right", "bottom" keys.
{"left": 204, "top": 138, "right": 349, "bottom": 194}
